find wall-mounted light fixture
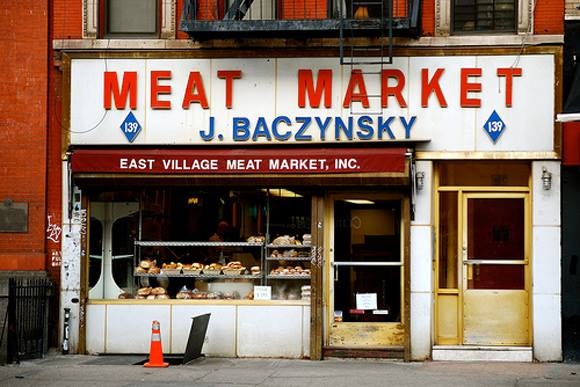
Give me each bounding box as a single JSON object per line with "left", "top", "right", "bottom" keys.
{"left": 541, "top": 167, "right": 552, "bottom": 190}
{"left": 416, "top": 171, "right": 425, "bottom": 191}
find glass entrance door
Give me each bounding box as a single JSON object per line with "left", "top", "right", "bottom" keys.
{"left": 327, "top": 195, "right": 405, "bottom": 347}
{"left": 462, "top": 194, "right": 530, "bottom": 345}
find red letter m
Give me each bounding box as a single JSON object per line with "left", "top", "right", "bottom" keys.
{"left": 298, "top": 69, "right": 332, "bottom": 108}
{"left": 104, "top": 71, "right": 137, "bottom": 110}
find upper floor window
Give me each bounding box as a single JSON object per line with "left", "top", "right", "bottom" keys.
{"left": 84, "top": 0, "right": 175, "bottom": 39}
{"left": 103, "top": 0, "right": 159, "bottom": 38}
{"left": 453, "top": 0, "right": 516, "bottom": 33}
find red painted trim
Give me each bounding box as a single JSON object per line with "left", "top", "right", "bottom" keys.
{"left": 563, "top": 122, "right": 580, "bottom": 166}
{"left": 71, "top": 147, "right": 407, "bottom": 175}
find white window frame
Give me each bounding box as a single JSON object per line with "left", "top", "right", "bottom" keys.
{"left": 83, "top": 0, "right": 175, "bottom": 39}
{"left": 435, "top": 0, "right": 533, "bottom": 36}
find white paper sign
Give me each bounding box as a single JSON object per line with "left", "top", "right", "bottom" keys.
{"left": 254, "top": 286, "right": 271, "bottom": 300}
{"left": 356, "top": 293, "right": 377, "bottom": 310}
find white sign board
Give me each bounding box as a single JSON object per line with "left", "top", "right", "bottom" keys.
{"left": 70, "top": 55, "right": 555, "bottom": 152}
{"left": 253, "top": 286, "right": 271, "bottom": 300}
{"left": 356, "top": 293, "right": 378, "bottom": 310}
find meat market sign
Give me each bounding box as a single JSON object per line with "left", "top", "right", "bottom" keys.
{"left": 69, "top": 56, "right": 555, "bottom": 152}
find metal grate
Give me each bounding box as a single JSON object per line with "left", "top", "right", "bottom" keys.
{"left": 7, "top": 278, "right": 53, "bottom": 363}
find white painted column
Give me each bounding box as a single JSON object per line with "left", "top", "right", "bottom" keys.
{"left": 531, "top": 161, "right": 562, "bottom": 361}
{"left": 410, "top": 160, "right": 433, "bottom": 360}
{"left": 60, "top": 159, "right": 82, "bottom": 353}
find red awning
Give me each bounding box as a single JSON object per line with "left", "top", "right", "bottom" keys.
{"left": 70, "top": 147, "right": 407, "bottom": 175}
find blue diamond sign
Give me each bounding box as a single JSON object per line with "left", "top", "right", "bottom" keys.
{"left": 120, "top": 112, "right": 142, "bottom": 143}
{"left": 483, "top": 110, "right": 506, "bottom": 143}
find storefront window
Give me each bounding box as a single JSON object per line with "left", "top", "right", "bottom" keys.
{"left": 87, "top": 187, "right": 312, "bottom": 301}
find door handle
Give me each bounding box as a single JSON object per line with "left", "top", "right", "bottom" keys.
{"left": 467, "top": 264, "right": 473, "bottom": 281}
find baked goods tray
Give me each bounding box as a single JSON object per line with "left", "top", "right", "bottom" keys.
{"left": 180, "top": 270, "right": 202, "bottom": 276}
{"left": 162, "top": 269, "right": 183, "bottom": 275}
{"left": 266, "top": 256, "right": 312, "bottom": 261}
{"left": 266, "top": 244, "right": 311, "bottom": 248}
{"left": 135, "top": 272, "right": 166, "bottom": 277}
{"left": 267, "top": 274, "right": 311, "bottom": 280}
{"left": 223, "top": 269, "right": 246, "bottom": 276}
{"left": 181, "top": 273, "right": 261, "bottom": 279}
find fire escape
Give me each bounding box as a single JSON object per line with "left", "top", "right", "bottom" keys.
{"left": 180, "top": 0, "right": 421, "bottom": 67}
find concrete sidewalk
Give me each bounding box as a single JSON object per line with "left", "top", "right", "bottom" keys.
{"left": 0, "top": 353, "right": 579, "bottom": 387}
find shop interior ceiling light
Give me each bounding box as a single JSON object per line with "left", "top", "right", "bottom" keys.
{"left": 262, "top": 188, "right": 303, "bottom": 198}
{"left": 344, "top": 199, "right": 375, "bottom": 205}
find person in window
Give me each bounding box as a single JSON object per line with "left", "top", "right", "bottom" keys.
{"left": 207, "top": 220, "right": 231, "bottom": 264}
{"left": 209, "top": 220, "right": 231, "bottom": 243}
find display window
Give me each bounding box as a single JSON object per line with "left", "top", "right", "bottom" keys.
{"left": 86, "top": 187, "right": 312, "bottom": 302}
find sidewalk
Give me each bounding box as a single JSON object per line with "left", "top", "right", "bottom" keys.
{"left": 0, "top": 352, "right": 579, "bottom": 387}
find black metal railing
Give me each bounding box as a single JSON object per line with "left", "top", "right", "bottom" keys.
{"left": 180, "top": 0, "right": 419, "bottom": 38}
{"left": 6, "top": 278, "right": 53, "bottom": 363}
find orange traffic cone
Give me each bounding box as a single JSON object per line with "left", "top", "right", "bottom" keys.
{"left": 144, "top": 320, "right": 169, "bottom": 368}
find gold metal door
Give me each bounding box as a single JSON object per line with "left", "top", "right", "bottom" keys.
{"left": 326, "top": 194, "right": 406, "bottom": 348}
{"left": 462, "top": 193, "right": 530, "bottom": 345}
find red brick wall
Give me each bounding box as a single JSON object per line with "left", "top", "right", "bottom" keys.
{"left": 0, "top": 1, "right": 49, "bottom": 270}
{"left": 52, "top": 0, "right": 83, "bottom": 39}
{"left": 46, "top": 60, "right": 64, "bottom": 283}
{"left": 534, "top": 0, "right": 564, "bottom": 35}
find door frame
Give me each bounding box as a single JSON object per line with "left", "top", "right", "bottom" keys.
{"left": 434, "top": 187, "right": 532, "bottom": 346}
{"left": 323, "top": 192, "right": 410, "bottom": 358}
{"left": 461, "top": 192, "right": 531, "bottom": 345}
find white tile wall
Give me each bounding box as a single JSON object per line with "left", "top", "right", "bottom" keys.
{"left": 411, "top": 292, "right": 432, "bottom": 360}
{"left": 106, "top": 304, "right": 171, "bottom": 353}
{"left": 531, "top": 161, "right": 561, "bottom": 361}
{"left": 532, "top": 294, "right": 562, "bottom": 361}
{"left": 237, "top": 305, "right": 303, "bottom": 357}
{"left": 532, "top": 227, "right": 562, "bottom": 295}
{"left": 171, "top": 305, "right": 236, "bottom": 356}
{"left": 411, "top": 225, "right": 433, "bottom": 293}
{"left": 88, "top": 303, "right": 309, "bottom": 358}
{"left": 85, "top": 304, "right": 106, "bottom": 354}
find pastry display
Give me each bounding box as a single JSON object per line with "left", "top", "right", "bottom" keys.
{"left": 182, "top": 262, "right": 203, "bottom": 275}
{"left": 137, "top": 286, "right": 152, "bottom": 296}
{"left": 246, "top": 235, "right": 266, "bottom": 243}
{"left": 222, "top": 261, "right": 245, "bottom": 275}
{"left": 176, "top": 290, "right": 192, "bottom": 299}
{"left": 151, "top": 286, "right": 166, "bottom": 295}
{"left": 203, "top": 262, "right": 223, "bottom": 275}
{"left": 250, "top": 265, "right": 261, "bottom": 275}
{"left": 148, "top": 266, "right": 161, "bottom": 274}
{"left": 135, "top": 259, "right": 158, "bottom": 274}
{"left": 272, "top": 235, "right": 299, "bottom": 245}
{"left": 269, "top": 265, "right": 310, "bottom": 276}
{"left": 131, "top": 232, "right": 311, "bottom": 303}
